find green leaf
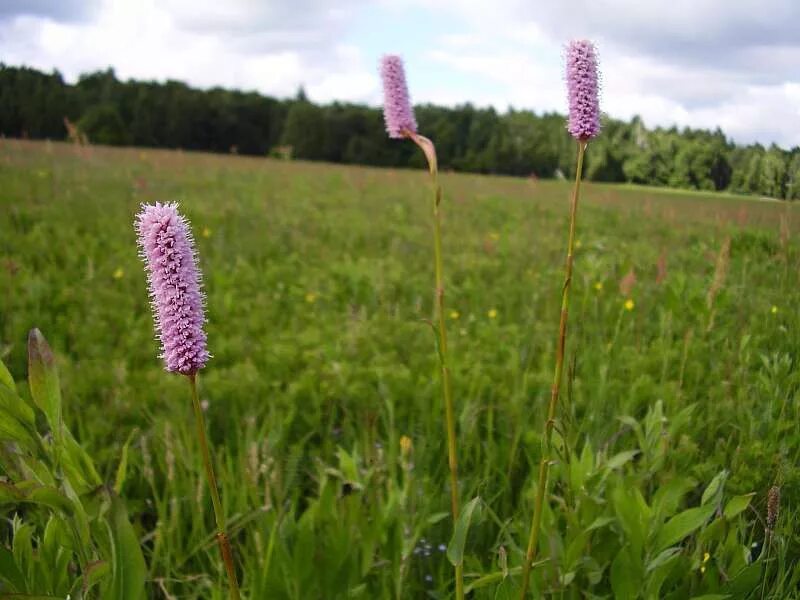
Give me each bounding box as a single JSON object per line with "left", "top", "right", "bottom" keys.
{"left": 690, "top": 595, "right": 730, "bottom": 600}
{"left": 612, "top": 486, "right": 648, "bottom": 556}
{"left": 584, "top": 516, "right": 615, "bottom": 533}
{"left": 0, "top": 357, "right": 15, "bottom": 389}
{"left": 114, "top": 429, "right": 138, "bottom": 495}
{"left": 722, "top": 562, "right": 761, "bottom": 596}
{"left": 0, "top": 595, "right": 65, "bottom": 599}
{"left": 107, "top": 494, "right": 146, "bottom": 600}
{"left": 61, "top": 428, "right": 103, "bottom": 491}
{"left": 0, "top": 380, "right": 36, "bottom": 427}
{"left": 606, "top": 450, "right": 639, "bottom": 471}
{"left": 610, "top": 546, "right": 641, "bottom": 600}
{"left": 646, "top": 547, "right": 681, "bottom": 572}
{"left": 425, "top": 512, "right": 449, "bottom": 525}
{"left": 465, "top": 565, "right": 547, "bottom": 593}
{"left": 652, "top": 477, "right": 695, "bottom": 518}
{"left": 0, "top": 381, "right": 39, "bottom": 452}
{"left": 654, "top": 503, "right": 716, "bottom": 553}
{"left": 0, "top": 544, "right": 27, "bottom": 592}
{"left": 0, "top": 481, "right": 26, "bottom": 504}
{"left": 0, "top": 406, "right": 39, "bottom": 453}
{"left": 447, "top": 496, "right": 481, "bottom": 567}
{"left": 26, "top": 486, "right": 75, "bottom": 516}
{"left": 723, "top": 493, "right": 755, "bottom": 520}
{"left": 27, "top": 329, "right": 62, "bottom": 435}
{"left": 702, "top": 470, "right": 727, "bottom": 506}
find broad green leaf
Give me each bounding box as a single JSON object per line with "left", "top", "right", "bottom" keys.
{"left": 702, "top": 471, "right": 728, "bottom": 506}
{"left": 107, "top": 494, "right": 146, "bottom": 600}
{"left": 723, "top": 493, "right": 755, "bottom": 520}
{"left": 610, "top": 546, "right": 641, "bottom": 600}
{"left": 27, "top": 328, "right": 62, "bottom": 436}
{"left": 690, "top": 595, "right": 730, "bottom": 600}
{"left": 652, "top": 477, "right": 695, "bottom": 518}
{"left": 612, "top": 486, "right": 648, "bottom": 556}
{"left": 722, "top": 562, "right": 761, "bottom": 596}
{"left": 654, "top": 503, "right": 716, "bottom": 553}
{"left": 447, "top": 496, "right": 481, "bottom": 567}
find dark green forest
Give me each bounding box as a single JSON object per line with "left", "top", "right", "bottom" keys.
{"left": 2, "top": 64, "right": 798, "bottom": 199}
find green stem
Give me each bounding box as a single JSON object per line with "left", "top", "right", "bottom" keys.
{"left": 409, "top": 130, "right": 463, "bottom": 600}
{"left": 519, "top": 140, "right": 586, "bottom": 599}
{"left": 434, "top": 176, "right": 464, "bottom": 600}
{"left": 188, "top": 374, "right": 241, "bottom": 600}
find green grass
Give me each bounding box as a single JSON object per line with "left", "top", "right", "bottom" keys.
{"left": 1, "top": 139, "right": 799, "bottom": 598}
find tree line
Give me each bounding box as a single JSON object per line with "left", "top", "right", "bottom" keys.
{"left": 2, "top": 64, "right": 798, "bottom": 199}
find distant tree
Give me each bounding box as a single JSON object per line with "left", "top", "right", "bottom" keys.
{"left": 78, "top": 104, "right": 128, "bottom": 145}
{"left": 785, "top": 152, "right": 800, "bottom": 200}
{"left": 759, "top": 145, "right": 787, "bottom": 198}
{"left": 0, "top": 63, "right": 794, "bottom": 199}
{"left": 281, "top": 100, "right": 325, "bottom": 160}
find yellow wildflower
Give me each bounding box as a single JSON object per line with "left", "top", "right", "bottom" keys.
{"left": 594, "top": 281, "right": 603, "bottom": 291}
{"left": 399, "top": 435, "right": 413, "bottom": 457}
{"left": 202, "top": 227, "right": 212, "bottom": 238}
{"left": 771, "top": 305, "right": 778, "bottom": 315}
{"left": 488, "top": 308, "right": 498, "bottom": 319}
{"left": 305, "top": 292, "right": 317, "bottom": 304}
{"left": 624, "top": 298, "right": 634, "bottom": 311}
{"left": 449, "top": 310, "right": 460, "bottom": 320}
{"left": 113, "top": 268, "right": 124, "bottom": 280}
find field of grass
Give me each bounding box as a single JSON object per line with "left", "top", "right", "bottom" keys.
{"left": 1, "top": 138, "right": 799, "bottom": 598}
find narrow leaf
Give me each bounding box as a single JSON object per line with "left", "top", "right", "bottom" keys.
{"left": 0, "top": 357, "right": 14, "bottom": 389}
{"left": 27, "top": 329, "right": 62, "bottom": 435}
{"left": 108, "top": 494, "right": 146, "bottom": 600}
{"left": 702, "top": 470, "right": 727, "bottom": 506}
{"left": 447, "top": 496, "right": 481, "bottom": 567}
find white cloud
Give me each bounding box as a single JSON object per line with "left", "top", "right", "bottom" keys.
{"left": 0, "top": 0, "right": 377, "bottom": 102}
{"left": 0, "top": 0, "right": 798, "bottom": 148}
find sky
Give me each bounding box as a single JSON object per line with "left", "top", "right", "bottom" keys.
{"left": 1, "top": 0, "right": 799, "bottom": 148}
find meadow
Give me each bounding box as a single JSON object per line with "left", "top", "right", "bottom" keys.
{"left": 1, "top": 138, "right": 799, "bottom": 598}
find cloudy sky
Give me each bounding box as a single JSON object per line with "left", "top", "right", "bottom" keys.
{"left": 2, "top": 0, "right": 799, "bottom": 148}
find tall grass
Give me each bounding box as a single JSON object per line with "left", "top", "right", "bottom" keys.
{"left": 1, "top": 140, "right": 799, "bottom": 598}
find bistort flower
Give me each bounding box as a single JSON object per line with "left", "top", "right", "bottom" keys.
{"left": 135, "top": 202, "right": 209, "bottom": 375}
{"left": 566, "top": 40, "right": 600, "bottom": 141}
{"left": 380, "top": 54, "right": 418, "bottom": 139}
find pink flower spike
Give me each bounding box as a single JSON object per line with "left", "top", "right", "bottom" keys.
{"left": 135, "top": 202, "right": 209, "bottom": 375}
{"left": 566, "top": 40, "right": 601, "bottom": 141}
{"left": 380, "top": 54, "right": 418, "bottom": 139}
